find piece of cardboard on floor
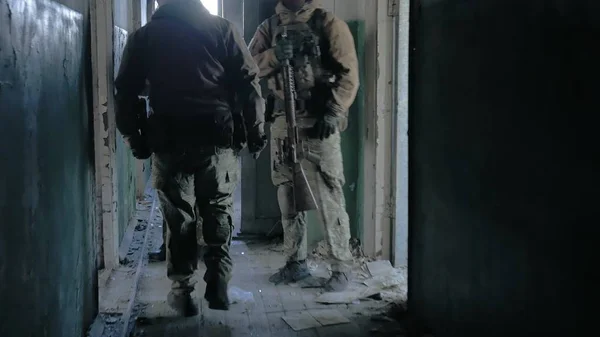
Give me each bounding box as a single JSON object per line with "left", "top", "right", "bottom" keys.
{"left": 281, "top": 311, "right": 321, "bottom": 331}
{"left": 308, "top": 309, "right": 351, "bottom": 326}
{"left": 281, "top": 309, "right": 351, "bottom": 331}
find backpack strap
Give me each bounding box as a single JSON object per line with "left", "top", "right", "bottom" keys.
{"left": 269, "top": 14, "right": 280, "bottom": 47}
{"left": 307, "top": 8, "right": 329, "bottom": 60}
{"left": 308, "top": 8, "right": 326, "bottom": 33}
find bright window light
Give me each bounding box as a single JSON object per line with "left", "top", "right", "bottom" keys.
{"left": 201, "top": 0, "right": 220, "bottom": 15}
{"left": 154, "top": 1, "right": 220, "bottom": 16}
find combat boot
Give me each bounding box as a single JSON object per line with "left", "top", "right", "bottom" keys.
{"left": 269, "top": 260, "right": 311, "bottom": 285}
{"left": 148, "top": 243, "right": 166, "bottom": 262}
{"left": 204, "top": 280, "right": 230, "bottom": 311}
{"left": 324, "top": 271, "right": 351, "bottom": 292}
{"left": 167, "top": 290, "right": 199, "bottom": 317}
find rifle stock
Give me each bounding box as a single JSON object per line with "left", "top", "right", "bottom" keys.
{"left": 293, "top": 162, "right": 318, "bottom": 211}
{"left": 281, "top": 28, "right": 318, "bottom": 212}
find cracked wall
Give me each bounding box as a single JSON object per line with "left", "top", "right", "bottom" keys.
{"left": 0, "top": 0, "right": 97, "bottom": 335}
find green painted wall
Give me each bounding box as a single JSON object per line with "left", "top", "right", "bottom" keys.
{"left": 113, "top": 2, "right": 139, "bottom": 243}
{"left": 116, "top": 133, "right": 138, "bottom": 240}
{"left": 307, "top": 20, "right": 366, "bottom": 246}
{"left": 240, "top": 0, "right": 282, "bottom": 235}
{"left": 0, "top": 1, "right": 98, "bottom": 335}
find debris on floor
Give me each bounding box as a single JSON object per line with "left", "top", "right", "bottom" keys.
{"left": 366, "top": 260, "right": 394, "bottom": 277}
{"left": 312, "top": 239, "right": 330, "bottom": 258}
{"left": 227, "top": 286, "right": 254, "bottom": 304}
{"left": 314, "top": 285, "right": 381, "bottom": 304}
{"left": 363, "top": 261, "right": 408, "bottom": 303}
{"left": 118, "top": 192, "right": 409, "bottom": 336}
{"left": 281, "top": 311, "right": 321, "bottom": 331}
{"left": 309, "top": 309, "right": 352, "bottom": 326}
{"left": 307, "top": 241, "right": 408, "bottom": 306}
{"left": 350, "top": 237, "right": 368, "bottom": 259}
{"left": 282, "top": 309, "right": 350, "bottom": 331}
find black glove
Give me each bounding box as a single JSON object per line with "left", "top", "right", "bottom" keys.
{"left": 274, "top": 38, "right": 294, "bottom": 61}
{"left": 311, "top": 112, "right": 338, "bottom": 140}
{"left": 126, "top": 135, "right": 152, "bottom": 160}
{"left": 247, "top": 128, "right": 267, "bottom": 159}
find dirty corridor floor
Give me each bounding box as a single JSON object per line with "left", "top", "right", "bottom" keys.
{"left": 131, "top": 219, "right": 404, "bottom": 336}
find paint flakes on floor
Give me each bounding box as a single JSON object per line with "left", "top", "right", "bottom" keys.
{"left": 116, "top": 195, "right": 408, "bottom": 336}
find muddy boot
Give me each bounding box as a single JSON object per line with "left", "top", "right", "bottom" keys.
{"left": 204, "top": 280, "right": 230, "bottom": 311}
{"left": 148, "top": 243, "right": 166, "bottom": 262}
{"left": 269, "top": 260, "right": 311, "bottom": 285}
{"left": 324, "top": 271, "right": 351, "bottom": 292}
{"left": 167, "top": 291, "right": 199, "bottom": 317}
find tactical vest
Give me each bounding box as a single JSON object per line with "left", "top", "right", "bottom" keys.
{"left": 267, "top": 9, "right": 335, "bottom": 121}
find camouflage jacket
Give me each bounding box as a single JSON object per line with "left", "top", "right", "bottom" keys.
{"left": 248, "top": 0, "right": 359, "bottom": 129}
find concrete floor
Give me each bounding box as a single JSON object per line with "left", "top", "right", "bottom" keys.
{"left": 130, "top": 203, "right": 405, "bottom": 337}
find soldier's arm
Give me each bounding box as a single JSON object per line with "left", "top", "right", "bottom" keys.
{"left": 248, "top": 21, "right": 279, "bottom": 78}
{"left": 114, "top": 30, "right": 147, "bottom": 138}
{"left": 225, "top": 23, "right": 266, "bottom": 135}
{"left": 323, "top": 16, "right": 360, "bottom": 116}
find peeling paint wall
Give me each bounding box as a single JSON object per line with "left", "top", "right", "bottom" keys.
{"left": 0, "top": 0, "right": 97, "bottom": 335}
{"left": 112, "top": 23, "right": 137, "bottom": 243}
{"left": 92, "top": 0, "right": 146, "bottom": 270}
{"left": 361, "top": 0, "right": 395, "bottom": 259}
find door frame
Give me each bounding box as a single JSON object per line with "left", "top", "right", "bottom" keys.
{"left": 391, "top": 0, "right": 410, "bottom": 268}
{"left": 90, "top": 0, "right": 119, "bottom": 271}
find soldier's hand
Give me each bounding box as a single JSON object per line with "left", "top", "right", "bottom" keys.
{"left": 274, "top": 38, "right": 294, "bottom": 61}
{"left": 247, "top": 131, "right": 267, "bottom": 159}
{"left": 311, "top": 113, "right": 338, "bottom": 140}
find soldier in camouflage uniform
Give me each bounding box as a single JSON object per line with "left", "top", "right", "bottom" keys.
{"left": 249, "top": 0, "right": 359, "bottom": 292}
{"left": 115, "top": 0, "right": 266, "bottom": 315}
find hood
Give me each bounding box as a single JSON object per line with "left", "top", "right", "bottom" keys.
{"left": 275, "top": 0, "right": 323, "bottom": 24}
{"left": 153, "top": 0, "right": 210, "bottom": 25}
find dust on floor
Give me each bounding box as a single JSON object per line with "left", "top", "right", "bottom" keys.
{"left": 130, "top": 213, "right": 407, "bottom": 336}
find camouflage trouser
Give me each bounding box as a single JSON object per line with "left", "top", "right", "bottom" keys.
{"left": 160, "top": 209, "right": 206, "bottom": 246}
{"left": 152, "top": 148, "right": 239, "bottom": 295}
{"left": 270, "top": 116, "right": 353, "bottom": 272}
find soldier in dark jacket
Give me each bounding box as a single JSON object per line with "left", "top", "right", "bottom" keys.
{"left": 114, "top": 0, "right": 266, "bottom": 315}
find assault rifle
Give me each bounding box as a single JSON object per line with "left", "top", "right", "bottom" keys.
{"left": 280, "top": 28, "right": 318, "bottom": 212}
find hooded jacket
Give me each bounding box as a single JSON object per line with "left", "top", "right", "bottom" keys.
{"left": 115, "top": 0, "right": 264, "bottom": 147}
{"left": 248, "top": 0, "right": 359, "bottom": 124}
